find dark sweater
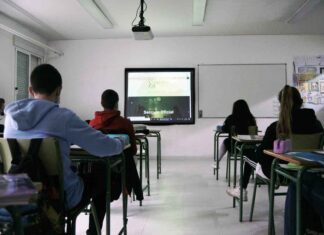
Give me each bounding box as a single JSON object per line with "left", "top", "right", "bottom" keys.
{"left": 258, "top": 108, "right": 323, "bottom": 178}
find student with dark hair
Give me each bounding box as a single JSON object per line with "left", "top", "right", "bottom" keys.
{"left": 222, "top": 99, "right": 257, "bottom": 201}
{"left": 90, "top": 89, "right": 137, "bottom": 156}
{"left": 89, "top": 89, "right": 143, "bottom": 201}
{"left": 0, "top": 98, "right": 5, "bottom": 116}
{"left": 221, "top": 99, "right": 257, "bottom": 152}
{"left": 4, "top": 64, "right": 126, "bottom": 234}
{"left": 0, "top": 98, "right": 5, "bottom": 133}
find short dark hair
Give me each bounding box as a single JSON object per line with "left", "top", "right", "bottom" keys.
{"left": 101, "top": 89, "right": 119, "bottom": 109}
{"left": 30, "top": 64, "right": 62, "bottom": 95}
{"left": 0, "top": 98, "right": 4, "bottom": 105}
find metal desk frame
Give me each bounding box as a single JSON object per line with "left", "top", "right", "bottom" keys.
{"left": 231, "top": 136, "right": 263, "bottom": 222}
{"left": 147, "top": 130, "right": 162, "bottom": 179}
{"left": 264, "top": 150, "right": 323, "bottom": 235}
{"left": 213, "top": 130, "right": 228, "bottom": 180}
{"left": 70, "top": 149, "right": 128, "bottom": 235}
{"left": 135, "top": 135, "right": 150, "bottom": 198}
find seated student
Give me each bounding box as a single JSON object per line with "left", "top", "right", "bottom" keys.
{"left": 257, "top": 85, "right": 323, "bottom": 179}
{"left": 89, "top": 89, "right": 143, "bottom": 200}
{"left": 220, "top": 99, "right": 257, "bottom": 160}
{"left": 223, "top": 99, "right": 257, "bottom": 201}
{"left": 230, "top": 85, "right": 323, "bottom": 202}
{"left": 4, "top": 64, "right": 125, "bottom": 235}
{"left": 0, "top": 98, "right": 5, "bottom": 133}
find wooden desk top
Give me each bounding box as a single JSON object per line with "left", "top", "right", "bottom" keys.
{"left": 263, "top": 150, "right": 321, "bottom": 167}
{"left": 232, "top": 135, "right": 263, "bottom": 143}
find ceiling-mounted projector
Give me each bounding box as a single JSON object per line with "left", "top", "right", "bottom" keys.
{"left": 132, "top": 25, "right": 154, "bottom": 40}
{"left": 131, "top": 0, "right": 154, "bottom": 40}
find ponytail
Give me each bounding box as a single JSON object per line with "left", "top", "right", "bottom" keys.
{"left": 276, "top": 85, "right": 293, "bottom": 139}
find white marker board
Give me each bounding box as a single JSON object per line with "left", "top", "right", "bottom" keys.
{"left": 198, "top": 64, "right": 287, "bottom": 118}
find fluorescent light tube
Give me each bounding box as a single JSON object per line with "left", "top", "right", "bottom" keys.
{"left": 78, "top": 0, "right": 113, "bottom": 28}
{"left": 193, "top": 0, "right": 207, "bottom": 26}
{"left": 285, "top": 0, "right": 321, "bottom": 23}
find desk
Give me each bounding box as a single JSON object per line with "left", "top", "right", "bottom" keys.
{"left": 146, "top": 130, "right": 162, "bottom": 179}
{"left": 231, "top": 135, "right": 263, "bottom": 222}
{"left": 264, "top": 150, "right": 324, "bottom": 235}
{"left": 213, "top": 130, "right": 228, "bottom": 180}
{"left": 70, "top": 146, "right": 128, "bottom": 235}
{"left": 135, "top": 134, "right": 150, "bottom": 198}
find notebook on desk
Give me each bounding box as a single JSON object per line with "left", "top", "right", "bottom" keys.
{"left": 286, "top": 151, "right": 324, "bottom": 166}
{"left": 237, "top": 135, "right": 263, "bottom": 141}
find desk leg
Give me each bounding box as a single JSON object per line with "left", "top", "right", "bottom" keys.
{"left": 239, "top": 145, "right": 244, "bottom": 222}
{"left": 144, "top": 137, "right": 150, "bottom": 196}
{"left": 122, "top": 153, "right": 128, "bottom": 235}
{"left": 216, "top": 132, "right": 220, "bottom": 180}
{"left": 296, "top": 168, "right": 307, "bottom": 235}
{"left": 268, "top": 159, "right": 277, "bottom": 235}
{"left": 106, "top": 160, "right": 111, "bottom": 235}
{"left": 138, "top": 140, "right": 143, "bottom": 206}
{"left": 157, "top": 133, "right": 161, "bottom": 178}
{"left": 233, "top": 142, "right": 238, "bottom": 208}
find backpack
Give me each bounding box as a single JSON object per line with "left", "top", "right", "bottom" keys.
{"left": 7, "top": 139, "right": 65, "bottom": 235}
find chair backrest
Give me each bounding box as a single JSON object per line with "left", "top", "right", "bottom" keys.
{"left": 291, "top": 132, "right": 324, "bottom": 151}
{"left": 248, "top": 126, "right": 258, "bottom": 135}
{"left": 0, "top": 138, "right": 12, "bottom": 173}
{"left": 0, "top": 137, "right": 65, "bottom": 201}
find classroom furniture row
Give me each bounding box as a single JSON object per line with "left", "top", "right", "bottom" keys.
{"left": 213, "top": 129, "right": 324, "bottom": 235}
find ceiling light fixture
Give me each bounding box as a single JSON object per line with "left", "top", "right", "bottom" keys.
{"left": 131, "top": 0, "right": 153, "bottom": 40}
{"left": 193, "top": 0, "right": 207, "bottom": 26}
{"left": 285, "top": 0, "right": 321, "bottom": 23}
{"left": 78, "top": 0, "right": 113, "bottom": 28}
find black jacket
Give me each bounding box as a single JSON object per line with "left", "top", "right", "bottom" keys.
{"left": 258, "top": 108, "right": 323, "bottom": 178}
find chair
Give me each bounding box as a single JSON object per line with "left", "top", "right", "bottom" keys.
{"left": 0, "top": 138, "right": 100, "bottom": 235}
{"left": 226, "top": 125, "right": 258, "bottom": 186}
{"left": 249, "top": 132, "right": 324, "bottom": 223}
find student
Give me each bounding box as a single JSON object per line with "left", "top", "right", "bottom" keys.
{"left": 227, "top": 86, "right": 323, "bottom": 202}
{"left": 4, "top": 64, "right": 126, "bottom": 234}
{"left": 224, "top": 99, "right": 257, "bottom": 201}
{"left": 257, "top": 85, "right": 323, "bottom": 179}
{"left": 0, "top": 98, "right": 5, "bottom": 133}
{"left": 89, "top": 89, "right": 137, "bottom": 156}
{"left": 220, "top": 99, "right": 257, "bottom": 159}
{"left": 89, "top": 89, "right": 143, "bottom": 201}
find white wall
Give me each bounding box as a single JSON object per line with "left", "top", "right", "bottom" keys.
{"left": 0, "top": 29, "right": 15, "bottom": 103}
{"left": 0, "top": 14, "right": 47, "bottom": 103}
{"left": 46, "top": 35, "right": 323, "bottom": 158}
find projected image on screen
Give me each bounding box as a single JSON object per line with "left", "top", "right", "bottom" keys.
{"left": 125, "top": 68, "right": 195, "bottom": 124}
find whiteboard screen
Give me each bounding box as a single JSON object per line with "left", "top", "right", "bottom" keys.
{"left": 198, "top": 64, "right": 287, "bottom": 118}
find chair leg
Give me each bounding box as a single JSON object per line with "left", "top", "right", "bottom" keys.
{"left": 90, "top": 201, "right": 101, "bottom": 235}
{"left": 226, "top": 153, "right": 229, "bottom": 180}
{"left": 249, "top": 176, "right": 258, "bottom": 221}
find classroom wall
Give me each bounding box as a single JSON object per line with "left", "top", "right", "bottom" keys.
{"left": 47, "top": 35, "right": 324, "bottom": 158}
{"left": 0, "top": 14, "right": 47, "bottom": 103}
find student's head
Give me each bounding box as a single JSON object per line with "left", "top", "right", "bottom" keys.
{"left": 101, "top": 89, "right": 119, "bottom": 110}
{"left": 29, "top": 64, "right": 62, "bottom": 103}
{"left": 232, "top": 99, "right": 252, "bottom": 118}
{"left": 277, "top": 85, "right": 303, "bottom": 138}
{"left": 278, "top": 85, "right": 303, "bottom": 110}
{"left": 0, "top": 98, "right": 5, "bottom": 115}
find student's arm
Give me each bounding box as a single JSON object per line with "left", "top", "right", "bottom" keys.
{"left": 222, "top": 115, "right": 232, "bottom": 133}
{"left": 66, "top": 113, "right": 124, "bottom": 157}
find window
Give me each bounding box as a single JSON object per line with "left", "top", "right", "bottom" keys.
{"left": 15, "top": 50, "right": 42, "bottom": 100}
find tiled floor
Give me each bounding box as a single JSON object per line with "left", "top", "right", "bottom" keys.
{"left": 76, "top": 156, "right": 285, "bottom": 235}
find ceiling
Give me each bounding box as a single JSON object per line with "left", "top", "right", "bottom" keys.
{"left": 0, "top": 0, "right": 324, "bottom": 41}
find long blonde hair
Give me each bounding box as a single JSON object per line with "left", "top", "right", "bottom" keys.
{"left": 276, "top": 85, "right": 303, "bottom": 139}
